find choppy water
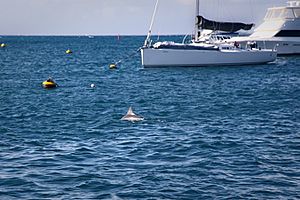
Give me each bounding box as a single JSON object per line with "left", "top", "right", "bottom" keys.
{"left": 0, "top": 36, "right": 299, "bottom": 199}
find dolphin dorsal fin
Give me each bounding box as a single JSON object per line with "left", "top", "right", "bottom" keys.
{"left": 127, "top": 107, "right": 135, "bottom": 116}
{"left": 121, "top": 106, "right": 144, "bottom": 122}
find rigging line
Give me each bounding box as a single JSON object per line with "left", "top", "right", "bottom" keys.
{"left": 249, "top": 0, "right": 254, "bottom": 26}
{"left": 109, "top": 0, "right": 159, "bottom": 68}
{"left": 144, "top": 0, "right": 160, "bottom": 47}
{"left": 216, "top": 0, "right": 220, "bottom": 31}
{"left": 114, "top": 47, "right": 142, "bottom": 65}
{"left": 108, "top": 47, "right": 142, "bottom": 69}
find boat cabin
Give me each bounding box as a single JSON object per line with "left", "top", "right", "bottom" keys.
{"left": 264, "top": 1, "right": 300, "bottom": 20}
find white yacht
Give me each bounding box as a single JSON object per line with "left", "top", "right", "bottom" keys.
{"left": 141, "top": 0, "right": 277, "bottom": 68}
{"left": 229, "top": 1, "right": 300, "bottom": 55}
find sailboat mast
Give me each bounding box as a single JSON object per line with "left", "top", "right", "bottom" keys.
{"left": 195, "top": 0, "right": 200, "bottom": 42}
{"left": 144, "top": 0, "right": 160, "bottom": 47}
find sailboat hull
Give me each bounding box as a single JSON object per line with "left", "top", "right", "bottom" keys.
{"left": 141, "top": 47, "right": 277, "bottom": 67}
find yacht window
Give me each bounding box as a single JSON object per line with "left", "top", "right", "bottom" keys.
{"left": 270, "top": 9, "right": 281, "bottom": 19}
{"left": 268, "top": 10, "right": 275, "bottom": 18}
{"left": 293, "top": 8, "right": 300, "bottom": 18}
{"left": 266, "top": 8, "right": 296, "bottom": 19}
{"left": 279, "top": 9, "right": 286, "bottom": 18}
{"left": 283, "top": 9, "right": 296, "bottom": 18}
{"left": 275, "top": 30, "right": 300, "bottom": 37}
{"left": 265, "top": 10, "right": 272, "bottom": 19}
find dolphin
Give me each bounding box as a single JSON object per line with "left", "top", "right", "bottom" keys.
{"left": 121, "top": 107, "right": 144, "bottom": 122}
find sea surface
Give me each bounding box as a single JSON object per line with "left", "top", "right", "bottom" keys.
{"left": 0, "top": 36, "right": 299, "bottom": 199}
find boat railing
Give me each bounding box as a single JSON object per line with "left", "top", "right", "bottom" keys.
{"left": 182, "top": 34, "right": 192, "bottom": 44}
{"left": 288, "top": 1, "right": 300, "bottom": 7}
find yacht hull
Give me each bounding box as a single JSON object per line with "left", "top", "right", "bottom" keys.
{"left": 231, "top": 38, "right": 300, "bottom": 55}
{"left": 228, "top": 1, "right": 300, "bottom": 55}
{"left": 141, "top": 48, "right": 277, "bottom": 67}
{"left": 256, "top": 40, "right": 300, "bottom": 55}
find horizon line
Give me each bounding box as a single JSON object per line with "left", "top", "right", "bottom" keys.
{"left": 0, "top": 34, "right": 189, "bottom": 37}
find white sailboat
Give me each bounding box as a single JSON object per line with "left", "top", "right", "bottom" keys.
{"left": 141, "top": 0, "right": 277, "bottom": 68}
{"left": 228, "top": 1, "right": 300, "bottom": 55}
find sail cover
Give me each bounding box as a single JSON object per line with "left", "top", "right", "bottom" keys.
{"left": 196, "top": 16, "right": 254, "bottom": 32}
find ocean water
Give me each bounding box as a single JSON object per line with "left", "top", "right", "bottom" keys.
{"left": 0, "top": 36, "right": 299, "bottom": 199}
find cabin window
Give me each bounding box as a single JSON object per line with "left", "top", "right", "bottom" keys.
{"left": 265, "top": 8, "right": 296, "bottom": 19}
{"left": 275, "top": 30, "right": 300, "bottom": 37}
{"left": 265, "top": 10, "right": 272, "bottom": 19}
{"left": 270, "top": 10, "right": 276, "bottom": 19}
{"left": 293, "top": 8, "right": 300, "bottom": 18}
{"left": 283, "top": 9, "right": 296, "bottom": 18}
{"left": 271, "top": 10, "right": 282, "bottom": 19}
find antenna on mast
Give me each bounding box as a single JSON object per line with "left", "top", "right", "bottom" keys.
{"left": 195, "top": 0, "right": 200, "bottom": 42}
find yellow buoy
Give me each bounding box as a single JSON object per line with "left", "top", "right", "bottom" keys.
{"left": 66, "top": 49, "right": 72, "bottom": 54}
{"left": 0, "top": 43, "right": 6, "bottom": 48}
{"left": 109, "top": 64, "right": 117, "bottom": 69}
{"left": 42, "top": 78, "right": 57, "bottom": 89}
